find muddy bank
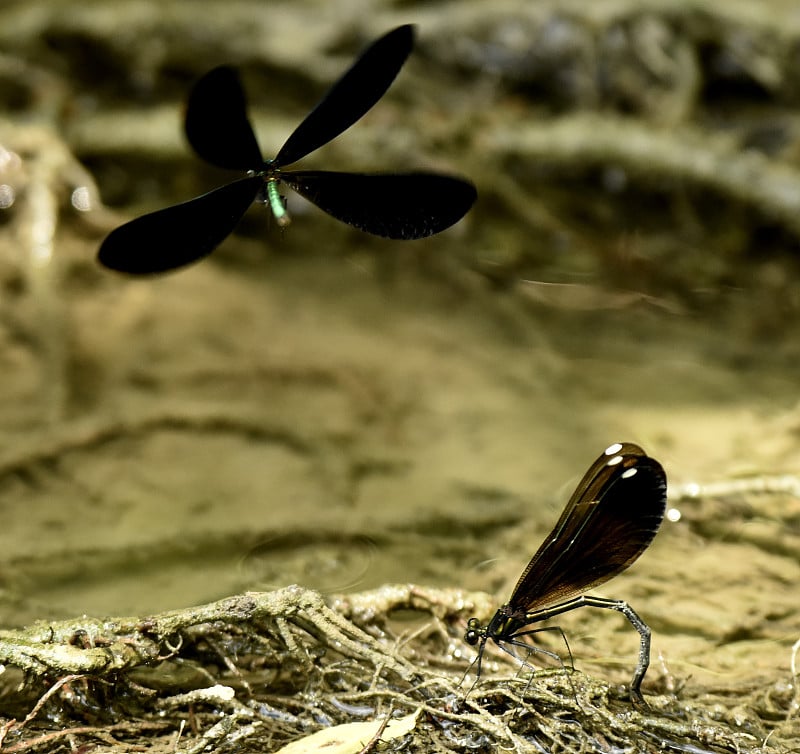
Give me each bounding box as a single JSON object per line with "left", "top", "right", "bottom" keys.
{"left": 0, "top": 1, "right": 799, "bottom": 751}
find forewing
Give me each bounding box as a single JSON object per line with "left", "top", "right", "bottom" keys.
{"left": 97, "top": 176, "right": 261, "bottom": 274}
{"left": 185, "top": 66, "right": 263, "bottom": 171}
{"left": 273, "top": 25, "right": 414, "bottom": 167}
{"left": 508, "top": 443, "right": 667, "bottom": 614}
{"left": 547, "top": 443, "right": 648, "bottom": 540}
{"left": 282, "top": 170, "right": 476, "bottom": 238}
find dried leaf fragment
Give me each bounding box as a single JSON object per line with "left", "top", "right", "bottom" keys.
{"left": 273, "top": 709, "right": 420, "bottom": 754}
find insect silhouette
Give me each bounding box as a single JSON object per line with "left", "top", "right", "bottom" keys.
{"left": 464, "top": 442, "right": 667, "bottom": 705}
{"left": 98, "top": 25, "right": 477, "bottom": 274}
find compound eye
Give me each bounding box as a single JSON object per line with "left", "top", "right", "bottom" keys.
{"left": 464, "top": 618, "right": 482, "bottom": 645}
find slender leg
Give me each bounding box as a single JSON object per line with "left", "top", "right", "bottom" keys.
{"left": 522, "top": 595, "right": 652, "bottom": 706}
{"left": 495, "top": 624, "right": 575, "bottom": 673}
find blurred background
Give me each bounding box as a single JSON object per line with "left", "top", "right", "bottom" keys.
{"left": 0, "top": 0, "right": 799, "bottom": 720}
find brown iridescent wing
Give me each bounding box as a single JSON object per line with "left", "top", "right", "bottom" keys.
{"left": 507, "top": 443, "right": 667, "bottom": 615}
{"left": 185, "top": 66, "right": 263, "bottom": 172}
{"left": 281, "top": 171, "right": 476, "bottom": 239}
{"left": 273, "top": 25, "right": 414, "bottom": 168}
{"left": 97, "top": 177, "right": 261, "bottom": 274}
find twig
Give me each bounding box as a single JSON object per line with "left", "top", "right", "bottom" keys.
{"left": 356, "top": 707, "right": 393, "bottom": 754}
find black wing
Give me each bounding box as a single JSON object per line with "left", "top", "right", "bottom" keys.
{"left": 508, "top": 443, "right": 667, "bottom": 614}
{"left": 273, "top": 25, "right": 414, "bottom": 168}
{"left": 281, "top": 170, "right": 476, "bottom": 239}
{"left": 185, "top": 66, "right": 263, "bottom": 171}
{"left": 97, "top": 176, "right": 262, "bottom": 274}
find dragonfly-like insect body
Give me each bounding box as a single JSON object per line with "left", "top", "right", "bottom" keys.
{"left": 465, "top": 442, "right": 667, "bottom": 705}
{"left": 98, "top": 25, "right": 476, "bottom": 274}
